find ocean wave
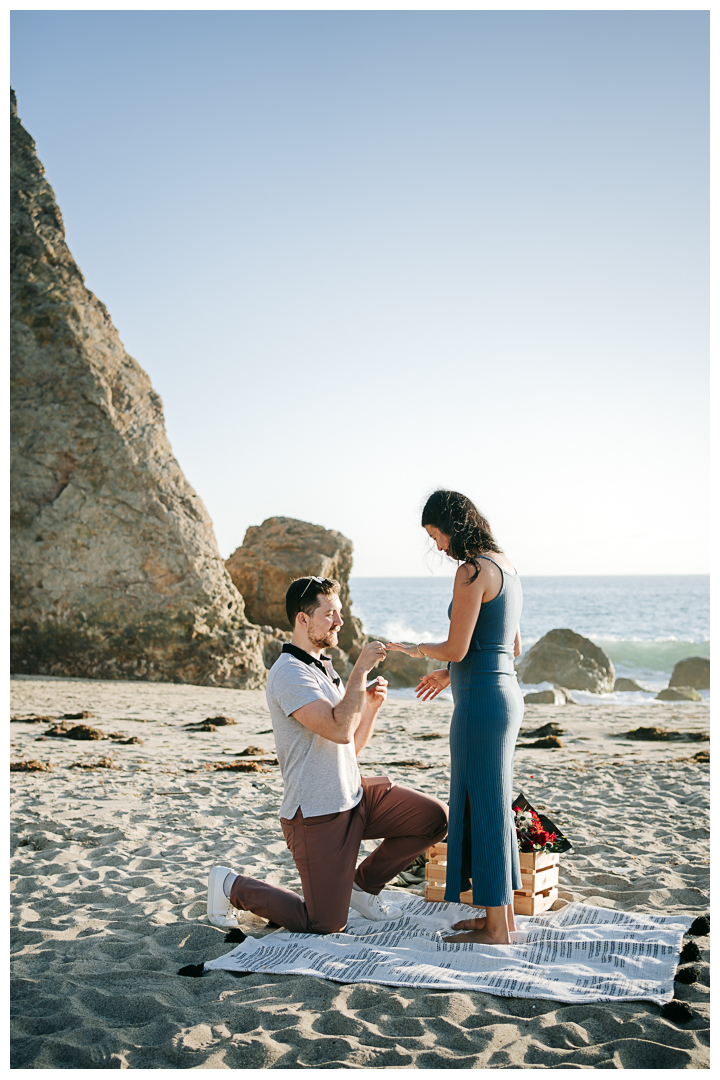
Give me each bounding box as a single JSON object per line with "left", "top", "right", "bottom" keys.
{"left": 377, "top": 635, "right": 710, "bottom": 679}
{"left": 593, "top": 638, "right": 709, "bottom": 675}
{"left": 517, "top": 637, "right": 709, "bottom": 678}
{"left": 369, "top": 630, "right": 709, "bottom": 682}
{"left": 582, "top": 633, "right": 709, "bottom": 644}
{"left": 371, "top": 620, "right": 434, "bottom": 643}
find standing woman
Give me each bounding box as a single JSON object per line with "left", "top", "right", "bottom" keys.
{"left": 385, "top": 490, "right": 523, "bottom": 944}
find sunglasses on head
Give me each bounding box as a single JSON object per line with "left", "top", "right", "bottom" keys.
{"left": 300, "top": 576, "right": 331, "bottom": 597}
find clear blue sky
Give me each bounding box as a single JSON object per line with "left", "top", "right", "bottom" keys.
{"left": 11, "top": 10, "right": 709, "bottom": 575}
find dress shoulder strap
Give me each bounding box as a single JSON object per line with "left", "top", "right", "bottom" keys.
{"left": 476, "top": 554, "right": 502, "bottom": 571}
{"left": 476, "top": 554, "right": 518, "bottom": 577}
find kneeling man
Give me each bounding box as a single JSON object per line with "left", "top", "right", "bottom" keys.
{"left": 208, "top": 576, "right": 448, "bottom": 934}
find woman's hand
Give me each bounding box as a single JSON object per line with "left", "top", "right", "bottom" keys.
{"left": 415, "top": 668, "right": 451, "bottom": 701}
{"left": 384, "top": 641, "right": 424, "bottom": 658}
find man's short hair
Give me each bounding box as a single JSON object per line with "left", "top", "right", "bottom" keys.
{"left": 285, "top": 577, "right": 341, "bottom": 629}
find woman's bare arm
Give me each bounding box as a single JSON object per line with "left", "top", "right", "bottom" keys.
{"left": 387, "top": 563, "right": 485, "bottom": 663}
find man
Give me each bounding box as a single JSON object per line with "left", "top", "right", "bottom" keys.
{"left": 207, "top": 576, "right": 448, "bottom": 934}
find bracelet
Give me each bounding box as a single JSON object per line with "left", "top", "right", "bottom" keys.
{"left": 417, "top": 643, "right": 425, "bottom": 657}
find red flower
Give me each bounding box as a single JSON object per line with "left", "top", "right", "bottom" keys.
{"left": 514, "top": 804, "right": 560, "bottom": 853}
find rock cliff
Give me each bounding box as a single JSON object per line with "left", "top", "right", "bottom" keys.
{"left": 10, "top": 89, "right": 265, "bottom": 687}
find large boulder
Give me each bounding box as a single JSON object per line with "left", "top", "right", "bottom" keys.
{"left": 656, "top": 686, "right": 702, "bottom": 702}
{"left": 670, "top": 657, "right": 709, "bottom": 690}
{"left": 517, "top": 629, "right": 614, "bottom": 693}
{"left": 224, "top": 519, "right": 436, "bottom": 686}
{"left": 10, "top": 90, "right": 265, "bottom": 687}
{"left": 226, "top": 516, "right": 366, "bottom": 657}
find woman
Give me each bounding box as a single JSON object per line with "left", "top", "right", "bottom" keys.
{"left": 385, "top": 489, "right": 523, "bottom": 944}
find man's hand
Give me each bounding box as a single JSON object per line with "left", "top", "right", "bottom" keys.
{"left": 358, "top": 640, "right": 387, "bottom": 673}
{"left": 365, "top": 675, "right": 388, "bottom": 712}
{"left": 415, "top": 668, "right": 451, "bottom": 702}
{"left": 354, "top": 674, "right": 388, "bottom": 753}
{"left": 292, "top": 644, "right": 388, "bottom": 747}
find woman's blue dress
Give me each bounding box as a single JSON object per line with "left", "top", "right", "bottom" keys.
{"left": 444, "top": 556, "right": 524, "bottom": 908}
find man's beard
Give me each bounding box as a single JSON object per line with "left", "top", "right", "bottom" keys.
{"left": 308, "top": 627, "right": 338, "bottom": 651}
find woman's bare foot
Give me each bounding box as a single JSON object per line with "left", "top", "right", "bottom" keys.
{"left": 444, "top": 903, "right": 512, "bottom": 944}
{"left": 442, "top": 927, "right": 511, "bottom": 945}
{"left": 450, "top": 916, "right": 487, "bottom": 932}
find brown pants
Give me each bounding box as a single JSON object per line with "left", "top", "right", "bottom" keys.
{"left": 229, "top": 776, "right": 448, "bottom": 935}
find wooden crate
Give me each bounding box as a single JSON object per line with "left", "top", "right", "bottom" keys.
{"left": 513, "top": 886, "right": 559, "bottom": 916}
{"left": 424, "top": 842, "right": 559, "bottom": 915}
{"left": 518, "top": 849, "right": 559, "bottom": 873}
{"left": 425, "top": 883, "right": 475, "bottom": 905}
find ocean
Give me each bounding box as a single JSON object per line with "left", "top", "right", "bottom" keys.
{"left": 348, "top": 575, "right": 710, "bottom": 702}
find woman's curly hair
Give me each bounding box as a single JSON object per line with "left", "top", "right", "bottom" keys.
{"left": 421, "top": 489, "right": 501, "bottom": 583}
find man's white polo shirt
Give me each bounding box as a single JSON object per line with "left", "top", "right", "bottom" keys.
{"left": 265, "top": 645, "right": 363, "bottom": 820}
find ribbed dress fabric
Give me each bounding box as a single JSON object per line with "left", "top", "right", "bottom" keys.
{"left": 444, "top": 557, "right": 524, "bottom": 908}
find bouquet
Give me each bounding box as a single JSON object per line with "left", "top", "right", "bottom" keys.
{"left": 512, "top": 792, "right": 571, "bottom": 854}
{"left": 513, "top": 804, "right": 557, "bottom": 853}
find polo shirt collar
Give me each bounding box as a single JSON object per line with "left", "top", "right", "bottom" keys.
{"left": 282, "top": 642, "right": 340, "bottom": 687}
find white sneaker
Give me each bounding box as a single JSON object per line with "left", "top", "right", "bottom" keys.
{"left": 348, "top": 888, "right": 404, "bottom": 922}
{"left": 207, "top": 865, "right": 239, "bottom": 928}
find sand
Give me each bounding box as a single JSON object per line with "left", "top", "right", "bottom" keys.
{"left": 10, "top": 676, "right": 709, "bottom": 1069}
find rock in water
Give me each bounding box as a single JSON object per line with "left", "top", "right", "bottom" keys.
{"left": 10, "top": 90, "right": 265, "bottom": 688}
{"left": 656, "top": 686, "right": 702, "bottom": 702}
{"left": 669, "top": 656, "right": 709, "bottom": 690}
{"left": 517, "top": 629, "right": 614, "bottom": 693}
{"left": 523, "top": 688, "right": 566, "bottom": 705}
{"left": 226, "top": 516, "right": 366, "bottom": 658}
{"left": 613, "top": 677, "right": 646, "bottom": 693}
